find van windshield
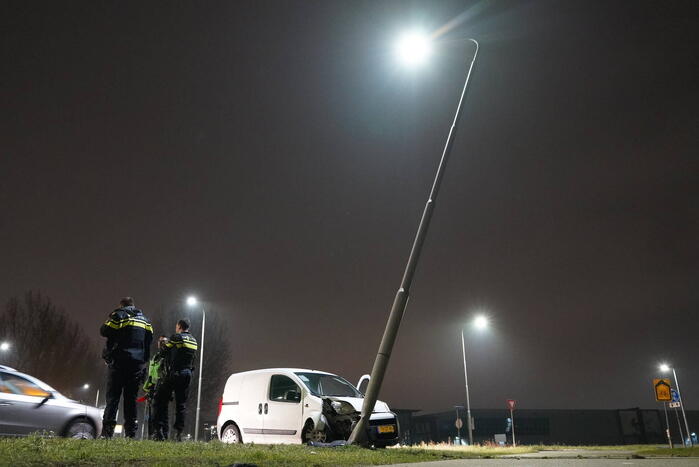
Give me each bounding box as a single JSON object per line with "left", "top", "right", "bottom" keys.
{"left": 295, "top": 372, "right": 362, "bottom": 398}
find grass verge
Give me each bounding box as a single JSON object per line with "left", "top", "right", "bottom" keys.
{"left": 0, "top": 437, "right": 532, "bottom": 466}
{"left": 636, "top": 447, "right": 699, "bottom": 458}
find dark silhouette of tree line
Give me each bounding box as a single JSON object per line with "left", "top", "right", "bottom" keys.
{"left": 0, "top": 291, "right": 103, "bottom": 399}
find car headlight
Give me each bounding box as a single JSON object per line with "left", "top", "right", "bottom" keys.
{"left": 331, "top": 401, "right": 356, "bottom": 415}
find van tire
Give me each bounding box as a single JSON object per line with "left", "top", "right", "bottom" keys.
{"left": 220, "top": 423, "right": 242, "bottom": 444}
{"left": 302, "top": 420, "right": 327, "bottom": 444}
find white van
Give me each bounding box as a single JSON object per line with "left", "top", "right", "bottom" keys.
{"left": 216, "top": 368, "right": 399, "bottom": 447}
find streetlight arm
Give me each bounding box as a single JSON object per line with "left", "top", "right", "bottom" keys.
{"left": 348, "top": 39, "right": 479, "bottom": 446}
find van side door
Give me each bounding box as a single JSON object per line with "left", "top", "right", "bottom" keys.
{"left": 264, "top": 374, "right": 303, "bottom": 444}
{"left": 237, "top": 373, "right": 268, "bottom": 443}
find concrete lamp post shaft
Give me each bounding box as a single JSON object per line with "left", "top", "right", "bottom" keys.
{"left": 347, "top": 39, "right": 479, "bottom": 446}
{"left": 195, "top": 309, "right": 205, "bottom": 441}
{"left": 461, "top": 329, "right": 474, "bottom": 445}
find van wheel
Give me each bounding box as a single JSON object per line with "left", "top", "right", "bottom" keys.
{"left": 302, "top": 421, "right": 327, "bottom": 443}
{"left": 221, "top": 423, "right": 242, "bottom": 444}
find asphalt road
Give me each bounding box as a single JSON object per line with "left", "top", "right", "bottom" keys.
{"left": 390, "top": 460, "right": 699, "bottom": 467}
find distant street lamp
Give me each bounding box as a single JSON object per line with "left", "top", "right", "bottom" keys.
{"left": 0, "top": 342, "right": 11, "bottom": 366}
{"left": 81, "top": 383, "right": 100, "bottom": 408}
{"left": 461, "top": 314, "right": 489, "bottom": 445}
{"left": 187, "top": 296, "right": 206, "bottom": 442}
{"left": 473, "top": 315, "right": 488, "bottom": 331}
{"left": 661, "top": 363, "right": 693, "bottom": 446}
{"left": 348, "top": 30, "right": 480, "bottom": 446}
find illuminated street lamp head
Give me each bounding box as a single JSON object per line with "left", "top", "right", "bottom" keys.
{"left": 82, "top": 383, "right": 90, "bottom": 390}
{"left": 473, "top": 315, "right": 489, "bottom": 330}
{"left": 186, "top": 296, "right": 198, "bottom": 307}
{"left": 0, "top": 342, "right": 9, "bottom": 351}
{"left": 395, "top": 30, "right": 432, "bottom": 67}
{"left": 660, "top": 363, "right": 671, "bottom": 372}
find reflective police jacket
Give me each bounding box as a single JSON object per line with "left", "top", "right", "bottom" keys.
{"left": 100, "top": 306, "right": 154, "bottom": 367}
{"left": 159, "top": 332, "right": 198, "bottom": 372}
{"left": 143, "top": 354, "right": 167, "bottom": 394}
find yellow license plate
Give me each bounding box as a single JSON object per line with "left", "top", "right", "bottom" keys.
{"left": 378, "top": 425, "right": 395, "bottom": 434}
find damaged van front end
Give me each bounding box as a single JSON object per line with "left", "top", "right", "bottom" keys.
{"left": 315, "top": 397, "right": 399, "bottom": 447}
{"left": 295, "top": 372, "right": 399, "bottom": 447}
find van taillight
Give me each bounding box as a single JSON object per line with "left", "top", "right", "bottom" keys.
{"left": 217, "top": 398, "right": 223, "bottom": 417}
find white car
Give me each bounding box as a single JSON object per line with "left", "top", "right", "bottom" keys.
{"left": 0, "top": 365, "right": 102, "bottom": 438}
{"left": 217, "top": 368, "right": 399, "bottom": 447}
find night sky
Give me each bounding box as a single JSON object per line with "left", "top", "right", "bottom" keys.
{"left": 2, "top": 0, "right": 698, "bottom": 413}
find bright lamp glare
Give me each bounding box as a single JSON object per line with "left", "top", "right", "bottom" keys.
{"left": 395, "top": 31, "right": 431, "bottom": 67}
{"left": 0, "top": 342, "right": 9, "bottom": 351}
{"left": 186, "top": 296, "right": 198, "bottom": 307}
{"left": 659, "top": 363, "right": 670, "bottom": 372}
{"left": 473, "top": 315, "right": 488, "bottom": 330}
{"left": 83, "top": 384, "right": 90, "bottom": 390}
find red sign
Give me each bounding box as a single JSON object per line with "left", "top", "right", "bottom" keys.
{"left": 507, "top": 399, "right": 516, "bottom": 410}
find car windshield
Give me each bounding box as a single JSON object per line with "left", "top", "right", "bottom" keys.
{"left": 295, "top": 372, "right": 362, "bottom": 398}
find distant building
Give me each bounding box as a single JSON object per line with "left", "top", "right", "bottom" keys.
{"left": 398, "top": 407, "right": 698, "bottom": 445}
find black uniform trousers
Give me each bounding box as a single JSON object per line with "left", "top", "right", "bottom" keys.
{"left": 146, "top": 395, "right": 169, "bottom": 440}
{"left": 103, "top": 363, "right": 144, "bottom": 437}
{"left": 154, "top": 369, "right": 192, "bottom": 434}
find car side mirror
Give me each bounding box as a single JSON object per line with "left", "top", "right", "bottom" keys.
{"left": 35, "top": 393, "right": 53, "bottom": 408}
{"left": 288, "top": 391, "right": 301, "bottom": 402}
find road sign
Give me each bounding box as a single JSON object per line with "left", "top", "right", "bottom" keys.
{"left": 654, "top": 378, "right": 672, "bottom": 402}
{"left": 669, "top": 402, "right": 681, "bottom": 409}
{"left": 671, "top": 389, "right": 680, "bottom": 403}
{"left": 507, "top": 399, "right": 516, "bottom": 410}
{"left": 455, "top": 418, "right": 463, "bottom": 429}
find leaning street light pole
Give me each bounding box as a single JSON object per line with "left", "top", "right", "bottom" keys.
{"left": 348, "top": 33, "right": 479, "bottom": 446}
{"left": 187, "top": 296, "right": 206, "bottom": 442}
{"left": 461, "top": 315, "right": 488, "bottom": 445}
{"left": 460, "top": 329, "right": 473, "bottom": 445}
{"left": 661, "top": 363, "right": 693, "bottom": 446}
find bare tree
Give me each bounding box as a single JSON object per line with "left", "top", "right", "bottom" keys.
{"left": 195, "top": 308, "right": 237, "bottom": 434}
{"left": 0, "top": 291, "right": 102, "bottom": 397}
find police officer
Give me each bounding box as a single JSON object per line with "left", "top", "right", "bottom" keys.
{"left": 154, "top": 318, "right": 198, "bottom": 441}
{"left": 99, "top": 297, "right": 153, "bottom": 438}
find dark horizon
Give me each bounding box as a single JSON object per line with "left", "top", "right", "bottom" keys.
{"left": 2, "top": 0, "right": 697, "bottom": 414}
